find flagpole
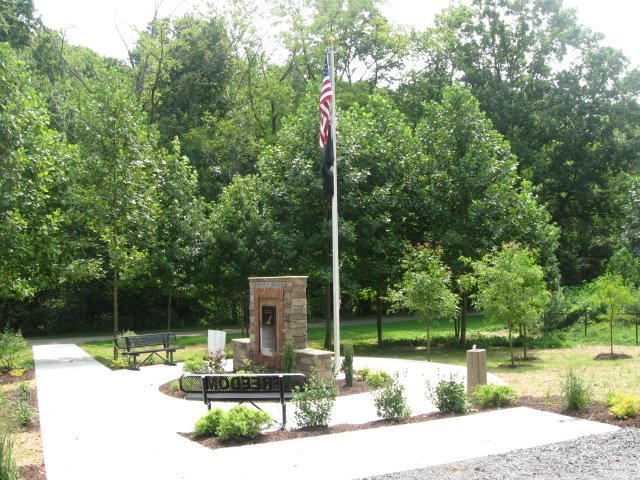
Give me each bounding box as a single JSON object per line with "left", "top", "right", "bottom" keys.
{"left": 328, "top": 41, "right": 340, "bottom": 372}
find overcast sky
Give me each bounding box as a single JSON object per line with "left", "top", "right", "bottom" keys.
{"left": 32, "top": 0, "right": 640, "bottom": 68}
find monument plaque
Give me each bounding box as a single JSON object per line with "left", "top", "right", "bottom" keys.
{"left": 260, "top": 303, "right": 276, "bottom": 354}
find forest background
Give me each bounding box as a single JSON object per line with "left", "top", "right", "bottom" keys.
{"left": 2, "top": 0, "right": 640, "bottom": 347}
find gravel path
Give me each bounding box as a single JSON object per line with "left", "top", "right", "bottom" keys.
{"left": 361, "top": 427, "right": 640, "bottom": 480}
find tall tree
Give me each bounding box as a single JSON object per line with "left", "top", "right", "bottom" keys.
{"left": 72, "top": 74, "right": 165, "bottom": 354}
{"left": 0, "top": 43, "right": 77, "bottom": 298}
{"left": 413, "top": 84, "right": 558, "bottom": 345}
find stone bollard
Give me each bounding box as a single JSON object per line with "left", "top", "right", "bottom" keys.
{"left": 466, "top": 346, "right": 487, "bottom": 392}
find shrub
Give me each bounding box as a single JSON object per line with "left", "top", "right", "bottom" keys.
{"left": 182, "top": 355, "right": 208, "bottom": 374}
{"left": 0, "top": 329, "right": 27, "bottom": 371}
{"left": 282, "top": 339, "right": 296, "bottom": 373}
{"left": 355, "top": 367, "right": 372, "bottom": 381}
{"left": 608, "top": 393, "right": 640, "bottom": 420}
{"left": 206, "top": 348, "right": 228, "bottom": 374}
{"left": 293, "top": 371, "right": 338, "bottom": 427}
{"left": 0, "top": 430, "right": 17, "bottom": 480}
{"left": 425, "top": 372, "right": 471, "bottom": 413}
{"left": 372, "top": 372, "right": 411, "bottom": 421}
{"left": 364, "top": 370, "right": 392, "bottom": 389}
{"left": 560, "top": 368, "right": 593, "bottom": 411}
{"left": 238, "top": 356, "right": 269, "bottom": 374}
{"left": 194, "top": 408, "right": 226, "bottom": 437}
{"left": 342, "top": 343, "right": 354, "bottom": 386}
{"left": 217, "top": 405, "right": 274, "bottom": 440}
{"left": 472, "top": 384, "right": 519, "bottom": 408}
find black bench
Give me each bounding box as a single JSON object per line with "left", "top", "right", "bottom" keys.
{"left": 180, "top": 373, "right": 307, "bottom": 429}
{"left": 114, "top": 332, "right": 184, "bottom": 370}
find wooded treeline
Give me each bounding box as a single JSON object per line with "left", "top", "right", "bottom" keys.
{"left": 1, "top": 0, "right": 639, "bottom": 340}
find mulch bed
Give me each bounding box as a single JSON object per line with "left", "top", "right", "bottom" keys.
{"left": 0, "top": 369, "right": 46, "bottom": 480}
{"left": 594, "top": 353, "right": 633, "bottom": 360}
{"left": 159, "top": 377, "right": 640, "bottom": 451}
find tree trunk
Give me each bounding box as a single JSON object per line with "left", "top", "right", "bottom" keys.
{"left": 426, "top": 319, "right": 431, "bottom": 362}
{"left": 376, "top": 282, "right": 383, "bottom": 346}
{"left": 523, "top": 323, "right": 527, "bottom": 359}
{"left": 508, "top": 322, "right": 514, "bottom": 366}
{"left": 459, "top": 291, "right": 469, "bottom": 347}
{"left": 113, "top": 267, "right": 119, "bottom": 359}
{"left": 166, "top": 287, "right": 172, "bottom": 332}
{"left": 324, "top": 282, "right": 333, "bottom": 350}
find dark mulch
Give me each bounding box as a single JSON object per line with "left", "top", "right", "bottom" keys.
{"left": 594, "top": 353, "right": 633, "bottom": 360}
{"left": 161, "top": 378, "right": 640, "bottom": 452}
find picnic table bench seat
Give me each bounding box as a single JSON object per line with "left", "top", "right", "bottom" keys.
{"left": 114, "top": 332, "right": 184, "bottom": 370}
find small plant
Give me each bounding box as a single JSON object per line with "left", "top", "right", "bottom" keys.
{"left": 0, "top": 430, "right": 17, "bottom": 480}
{"left": 608, "top": 392, "right": 640, "bottom": 420}
{"left": 292, "top": 370, "right": 338, "bottom": 427}
{"left": 425, "top": 372, "right": 471, "bottom": 413}
{"left": 206, "top": 348, "right": 228, "bottom": 374}
{"left": 372, "top": 372, "right": 412, "bottom": 421}
{"left": 8, "top": 369, "right": 25, "bottom": 378}
{"left": 341, "top": 343, "right": 354, "bottom": 386}
{"left": 560, "top": 368, "right": 593, "bottom": 411}
{"left": 355, "top": 367, "right": 372, "bottom": 381}
{"left": 216, "top": 405, "right": 274, "bottom": 441}
{"left": 0, "top": 328, "right": 27, "bottom": 371}
{"left": 16, "top": 383, "right": 30, "bottom": 403}
{"left": 282, "top": 339, "right": 296, "bottom": 373}
{"left": 169, "top": 380, "right": 180, "bottom": 391}
{"left": 12, "top": 400, "right": 36, "bottom": 427}
{"left": 110, "top": 358, "right": 129, "bottom": 369}
{"left": 182, "top": 355, "right": 208, "bottom": 374}
{"left": 472, "top": 384, "right": 518, "bottom": 408}
{"left": 194, "top": 408, "right": 226, "bottom": 437}
{"left": 238, "top": 356, "right": 269, "bottom": 374}
{"left": 364, "top": 369, "right": 392, "bottom": 389}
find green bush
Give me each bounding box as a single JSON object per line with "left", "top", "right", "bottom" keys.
{"left": 182, "top": 355, "right": 208, "bottom": 374}
{"left": 0, "top": 329, "right": 27, "bottom": 371}
{"left": 608, "top": 393, "right": 640, "bottom": 420}
{"left": 425, "top": 373, "right": 471, "bottom": 413}
{"left": 364, "top": 370, "right": 392, "bottom": 389}
{"left": 292, "top": 371, "right": 338, "bottom": 427}
{"left": 0, "top": 430, "right": 17, "bottom": 480}
{"left": 194, "top": 408, "right": 226, "bottom": 437}
{"left": 472, "top": 384, "right": 518, "bottom": 408}
{"left": 372, "top": 372, "right": 411, "bottom": 421}
{"left": 355, "top": 367, "right": 372, "bottom": 381}
{"left": 282, "top": 339, "right": 296, "bottom": 373}
{"left": 561, "top": 368, "right": 593, "bottom": 411}
{"left": 16, "top": 383, "right": 29, "bottom": 403}
{"left": 217, "top": 405, "right": 274, "bottom": 441}
{"left": 342, "top": 343, "right": 354, "bottom": 386}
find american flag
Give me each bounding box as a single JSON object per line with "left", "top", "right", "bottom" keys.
{"left": 319, "top": 56, "right": 333, "bottom": 149}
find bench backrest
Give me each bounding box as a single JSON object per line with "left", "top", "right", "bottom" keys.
{"left": 115, "top": 332, "right": 177, "bottom": 351}
{"left": 180, "top": 373, "right": 307, "bottom": 396}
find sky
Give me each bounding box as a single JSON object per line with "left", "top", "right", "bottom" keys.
{"left": 32, "top": 0, "right": 640, "bottom": 68}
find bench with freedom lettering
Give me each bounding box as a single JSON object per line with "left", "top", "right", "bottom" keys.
{"left": 114, "top": 332, "right": 184, "bottom": 370}
{"left": 179, "top": 373, "right": 307, "bottom": 429}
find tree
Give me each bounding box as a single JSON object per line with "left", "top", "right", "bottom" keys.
{"left": 401, "top": 0, "right": 640, "bottom": 284}
{"left": 391, "top": 244, "right": 459, "bottom": 361}
{"left": 470, "top": 243, "right": 550, "bottom": 364}
{"left": 585, "top": 274, "right": 636, "bottom": 357}
{"left": 412, "top": 84, "right": 558, "bottom": 346}
{"left": 71, "top": 74, "right": 166, "bottom": 355}
{"left": 0, "top": 43, "right": 77, "bottom": 298}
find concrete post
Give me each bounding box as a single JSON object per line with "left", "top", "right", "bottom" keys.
{"left": 466, "top": 347, "right": 487, "bottom": 392}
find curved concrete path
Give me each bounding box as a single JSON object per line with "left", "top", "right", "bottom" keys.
{"left": 33, "top": 343, "right": 618, "bottom": 480}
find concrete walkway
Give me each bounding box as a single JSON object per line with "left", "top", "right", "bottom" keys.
{"left": 33, "top": 342, "right": 619, "bottom": 480}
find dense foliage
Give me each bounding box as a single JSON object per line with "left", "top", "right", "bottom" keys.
{"left": 1, "top": 0, "right": 639, "bottom": 340}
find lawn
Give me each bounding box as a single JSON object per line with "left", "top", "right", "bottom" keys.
{"left": 74, "top": 315, "right": 640, "bottom": 402}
